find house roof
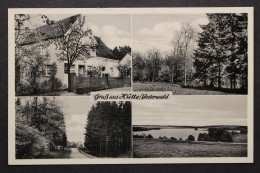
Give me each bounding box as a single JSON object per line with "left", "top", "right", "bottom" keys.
{"left": 19, "top": 14, "right": 80, "bottom": 46}
{"left": 19, "top": 14, "right": 118, "bottom": 60}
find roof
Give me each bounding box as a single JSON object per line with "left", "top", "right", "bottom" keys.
{"left": 94, "top": 36, "right": 118, "bottom": 60}
{"left": 19, "top": 14, "right": 80, "bottom": 46}
{"left": 19, "top": 15, "right": 118, "bottom": 60}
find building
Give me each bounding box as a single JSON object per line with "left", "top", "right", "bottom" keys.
{"left": 17, "top": 14, "right": 131, "bottom": 89}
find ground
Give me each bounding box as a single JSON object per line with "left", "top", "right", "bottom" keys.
{"left": 133, "top": 82, "right": 235, "bottom": 95}
{"left": 133, "top": 138, "right": 247, "bottom": 158}
{"left": 60, "top": 87, "right": 131, "bottom": 96}
{"left": 47, "top": 148, "right": 94, "bottom": 158}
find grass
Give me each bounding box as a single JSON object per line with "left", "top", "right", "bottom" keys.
{"left": 133, "top": 82, "right": 244, "bottom": 95}
{"left": 133, "top": 138, "right": 247, "bottom": 158}
{"left": 232, "top": 134, "right": 248, "bottom": 143}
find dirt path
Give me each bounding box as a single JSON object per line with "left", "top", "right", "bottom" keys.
{"left": 69, "top": 148, "right": 94, "bottom": 158}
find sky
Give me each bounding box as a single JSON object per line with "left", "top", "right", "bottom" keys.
{"left": 132, "top": 14, "right": 209, "bottom": 53}
{"left": 59, "top": 97, "right": 93, "bottom": 143}
{"left": 133, "top": 96, "right": 247, "bottom": 126}
{"left": 23, "top": 14, "right": 131, "bottom": 49}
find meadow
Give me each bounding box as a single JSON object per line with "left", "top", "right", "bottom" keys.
{"left": 133, "top": 138, "right": 247, "bottom": 158}
{"left": 133, "top": 82, "right": 239, "bottom": 95}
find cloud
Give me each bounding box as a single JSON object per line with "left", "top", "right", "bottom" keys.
{"left": 138, "top": 22, "right": 182, "bottom": 37}
{"left": 65, "top": 114, "right": 87, "bottom": 142}
{"left": 192, "top": 16, "right": 210, "bottom": 32}
{"left": 88, "top": 23, "right": 131, "bottom": 49}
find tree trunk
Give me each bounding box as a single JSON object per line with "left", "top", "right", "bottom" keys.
{"left": 230, "top": 76, "right": 233, "bottom": 89}
{"left": 68, "top": 66, "right": 71, "bottom": 92}
{"left": 233, "top": 76, "right": 236, "bottom": 89}
{"left": 218, "top": 62, "right": 221, "bottom": 89}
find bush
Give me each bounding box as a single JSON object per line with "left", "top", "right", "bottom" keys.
{"left": 147, "top": 134, "right": 153, "bottom": 139}
{"left": 186, "top": 135, "right": 195, "bottom": 141}
{"left": 198, "top": 128, "right": 233, "bottom": 142}
{"left": 170, "top": 137, "right": 177, "bottom": 141}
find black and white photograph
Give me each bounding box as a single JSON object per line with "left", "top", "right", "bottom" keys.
{"left": 133, "top": 96, "right": 248, "bottom": 158}
{"left": 15, "top": 14, "right": 132, "bottom": 96}
{"left": 8, "top": 7, "right": 253, "bottom": 165}
{"left": 133, "top": 13, "right": 248, "bottom": 95}
{"left": 15, "top": 97, "right": 132, "bottom": 159}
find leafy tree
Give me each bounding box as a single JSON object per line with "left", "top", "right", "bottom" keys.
{"left": 15, "top": 97, "right": 67, "bottom": 158}
{"left": 51, "top": 15, "right": 94, "bottom": 92}
{"left": 186, "top": 135, "right": 195, "bottom": 141}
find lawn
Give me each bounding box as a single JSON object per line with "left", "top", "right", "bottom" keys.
{"left": 133, "top": 138, "right": 247, "bottom": 158}
{"left": 133, "top": 82, "right": 237, "bottom": 95}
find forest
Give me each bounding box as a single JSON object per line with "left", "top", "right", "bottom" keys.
{"left": 15, "top": 97, "right": 67, "bottom": 159}
{"left": 84, "top": 101, "right": 132, "bottom": 158}
{"left": 133, "top": 13, "right": 248, "bottom": 92}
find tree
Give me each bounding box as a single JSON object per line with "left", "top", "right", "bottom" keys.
{"left": 112, "top": 46, "right": 131, "bottom": 60}
{"left": 15, "top": 97, "right": 67, "bottom": 158}
{"left": 171, "top": 24, "right": 197, "bottom": 85}
{"left": 194, "top": 13, "right": 248, "bottom": 90}
{"left": 186, "top": 135, "right": 195, "bottom": 141}
{"left": 53, "top": 15, "right": 95, "bottom": 92}
{"left": 84, "top": 102, "right": 131, "bottom": 157}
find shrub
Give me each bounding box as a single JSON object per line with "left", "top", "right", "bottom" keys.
{"left": 170, "top": 137, "right": 177, "bottom": 141}
{"left": 186, "top": 135, "right": 195, "bottom": 141}
{"left": 147, "top": 134, "right": 153, "bottom": 139}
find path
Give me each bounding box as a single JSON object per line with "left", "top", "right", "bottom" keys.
{"left": 69, "top": 148, "right": 94, "bottom": 158}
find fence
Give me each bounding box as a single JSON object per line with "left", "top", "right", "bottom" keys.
{"left": 70, "top": 74, "right": 131, "bottom": 94}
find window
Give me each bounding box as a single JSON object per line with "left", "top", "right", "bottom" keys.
{"left": 45, "top": 65, "right": 52, "bottom": 76}
{"left": 64, "top": 63, "right": 75, "bottom": 74}
{"left": 102, "top": 67, "right": 106, "bottom": 71}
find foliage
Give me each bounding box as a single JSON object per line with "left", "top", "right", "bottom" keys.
{"left": 186, "top": 135, "right": 195, "bottom": 141}
{"left": 84, "top": 102, "right": 131, "bottom": 157}
{"left": 170, "top": 137, "right": 177, "bottom": 141}
{"left": 15, "top": 14, "right": 62, "bottom": 95}
{"left": 198, "top": 128, "right": 233, "bottom": 142}
{"left": 52, "top": 15, "right": 94, "bottom": 92}
{"left": 15, "top": 97, "right": 67, "bottom": 159}
{"left": 194, "top": 13, "right": 248, "bottom": 90}
{"left": 112, "top": 46, "right": 131, "bottom": 60}
{"left": 117, "top": 64, "right": 131, "bottom": 78}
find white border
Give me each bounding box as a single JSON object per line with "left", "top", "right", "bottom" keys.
{"left": 8, "top": 7, "right": 254, "bottom": 165}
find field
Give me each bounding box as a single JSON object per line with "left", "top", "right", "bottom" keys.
{"left": 133, "top": 139, "right": 247, "bottom": 158}
{"left": 232, "top": 134, "right": 248, "bottom": 143}
{"left": 133, "top": 82, "right": 235, "bottom": 95}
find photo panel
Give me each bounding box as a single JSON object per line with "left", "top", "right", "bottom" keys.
{"left": 132, "top": 96, "right": 248, "bottom": 158}
{"left": 132, "top": 13, "right": 249, "bottom": 95}
{"left": 14, "top": 14, "right": 132, "bottom": 97}
{"left": 14, "top": 96, "right": 132, "bottom": 159}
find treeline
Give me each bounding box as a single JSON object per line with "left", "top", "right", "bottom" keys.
{"left": 133, "top": 127, "right": 160, "bottom": 132}
{"left": 194, "top": 13, "right": 248, "bottom": 90}
{"left": 112, "top": 45, "right": 131, "bottom": 60}
{"left": 84, "top": 101, "right": 131, "bottom": 158}
{"left": 133, "top": 24, "right": 196, "bottom": 84}
{"left": 15, "top": 97, "right": 67, "bottom": 159}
